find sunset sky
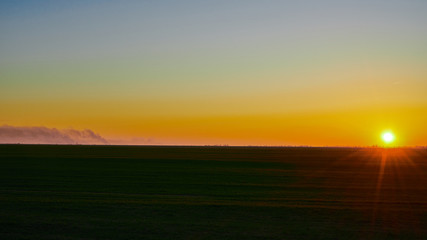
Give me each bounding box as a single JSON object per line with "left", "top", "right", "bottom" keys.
{"left": 1, "top": 0, "right": 426, "bottom": 146}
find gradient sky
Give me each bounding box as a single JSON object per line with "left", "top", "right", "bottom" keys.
{"left": 1, "top": 0, "right": 427, "bottom": 146}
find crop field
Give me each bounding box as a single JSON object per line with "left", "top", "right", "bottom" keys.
{"left": 1, "top": 145, "right": 427, "bottom": 239}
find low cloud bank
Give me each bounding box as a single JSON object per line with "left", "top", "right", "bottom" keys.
{"left": 0, "top": 125, "right": 109, "bottom": 144}
{"left": 108, "top": 137, "right": 156, "bottom": 145}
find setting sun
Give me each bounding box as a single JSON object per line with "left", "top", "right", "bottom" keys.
{"left": 382, "top": 131, "right": 395, "bottom": 144}
{"left": 1, "top": 1, "right": 427, "bottom": 240}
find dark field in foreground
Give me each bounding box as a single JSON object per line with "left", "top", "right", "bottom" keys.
{"left": 1, "top": 145, "right": 427, "bottom": 239}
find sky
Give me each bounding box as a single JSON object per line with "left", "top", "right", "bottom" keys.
{"left": 1, "top": 0, "right": 427, "bottom": 146}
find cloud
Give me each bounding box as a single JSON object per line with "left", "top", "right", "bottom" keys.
{"left": 108, "top": 137, "right": 157, "bottom": 145}
{"left": 0, "top": 125, "right": 109, "bottom": 144}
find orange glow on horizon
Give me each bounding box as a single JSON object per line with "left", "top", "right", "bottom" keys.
{"left": 1, "top": 99, "right": 426, "bottom": 146}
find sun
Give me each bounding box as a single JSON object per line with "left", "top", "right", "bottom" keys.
{"left": 381, "top": 131, "right": 395, "bottom": 144}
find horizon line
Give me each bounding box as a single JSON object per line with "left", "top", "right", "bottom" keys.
{"left": 1, "top": 143, "right": 426, "bottom": 149}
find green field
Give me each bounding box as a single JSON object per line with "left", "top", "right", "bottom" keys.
{"left": 1, "top": 145, "right": 427, "bottom": 239}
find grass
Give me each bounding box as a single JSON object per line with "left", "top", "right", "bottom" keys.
{"left": 1, "top": 145, "right": 427, "bottom": 239}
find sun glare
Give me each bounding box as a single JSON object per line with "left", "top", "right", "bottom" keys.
{"left": 381, "top": 131, "right": 395, "bottom": 144}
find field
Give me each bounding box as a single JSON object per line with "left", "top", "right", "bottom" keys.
{"left": 1, "top": 145, "right": 427, "bottom": 239}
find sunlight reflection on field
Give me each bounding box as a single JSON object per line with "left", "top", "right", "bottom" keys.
{"left": 1, "top": 145, "right": 427, "bottom": 239}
